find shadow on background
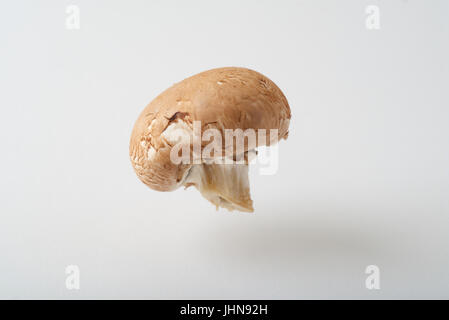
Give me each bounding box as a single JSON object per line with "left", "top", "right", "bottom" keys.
{"left": 198, "top": 209, "right": 394, "bottom": 266}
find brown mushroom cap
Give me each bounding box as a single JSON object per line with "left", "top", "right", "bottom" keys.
{"left": 129, "top": 67, "right": 291, "bottom": 192}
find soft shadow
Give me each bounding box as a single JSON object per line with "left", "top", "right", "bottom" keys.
{"left": 199, "top": 211, "right": 392, "bottom": 265}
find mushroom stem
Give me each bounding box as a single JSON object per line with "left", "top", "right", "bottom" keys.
{"left": 184, "top": 161, "right": 254, "bottom": 212}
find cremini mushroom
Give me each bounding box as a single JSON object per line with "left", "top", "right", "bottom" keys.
{"left": 129, "top": 67, "right": 291, "bottom": 212}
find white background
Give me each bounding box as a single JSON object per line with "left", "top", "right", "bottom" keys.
{"left": 1, "top": 0, "right": 448, "bottom": 299}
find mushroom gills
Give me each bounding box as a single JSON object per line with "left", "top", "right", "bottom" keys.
{"left": 183, "top": 154, "right": 255, "bottom": 212}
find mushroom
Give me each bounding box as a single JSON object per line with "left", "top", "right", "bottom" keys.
{"left": 129, "top": 67, "right": 291, "bottom": 212}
